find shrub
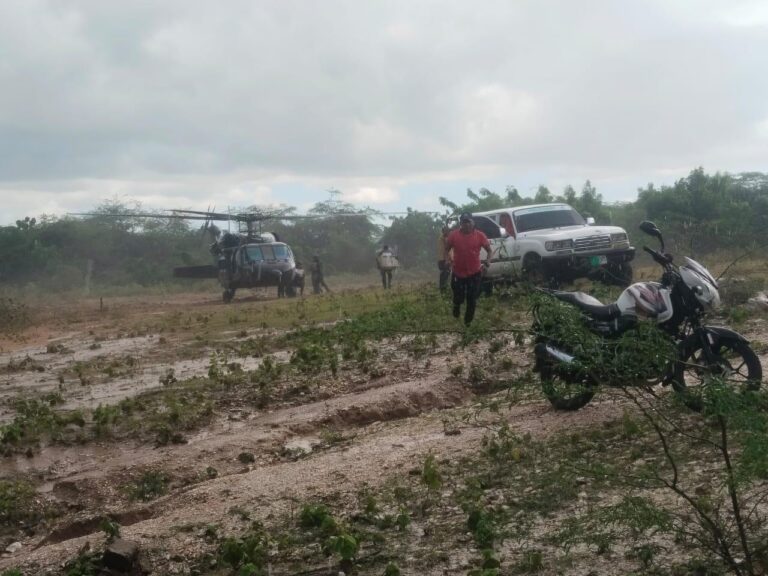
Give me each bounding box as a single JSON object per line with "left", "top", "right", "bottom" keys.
{"left": 126, "top": 471, "right": 170, "bottom": 501}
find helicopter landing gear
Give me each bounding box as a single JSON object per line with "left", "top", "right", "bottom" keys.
{"left": 222, "top": 288, "right": 236, "bottom": 303}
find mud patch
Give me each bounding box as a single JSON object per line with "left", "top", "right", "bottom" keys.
{"left": 36, "top": 507, "right": 155, "bottom": 547}
{"left": 317, "top": 381, "right": 471, "bottom": 429}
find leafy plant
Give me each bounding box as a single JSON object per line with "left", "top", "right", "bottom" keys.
{"left": 623, "top": 383, "right": 768, "bottom": 575}
{"left": 125, "top": 471, "right": 170, "bottom": 502}
{"left": 299, "top": 503, "right": 337, "bottom": 535}
{"left": 62, "top": 546, "right": 102, "bottom": 576}
{"left": 219, "top": 524, "right": 269, "bottom": 575}
{"left": 237, "top": 452, "right": 255, "bottom": 464}
{"left": 0, "top": 397, "right": 83, "bottom": 450}
{"left": 290, "top": 343, "right": 335, "bottom": 375}
{"left": 325, "top": 531, "right": 359, "bottom": 561}
{"left": 421, "top": 453, "right": 442, "bottom": 492}
{"left": 0, "top": 479, "right": 38, "bottom": 528}
{"left": 467, "top": 507, "right": 497, "bottom": 548}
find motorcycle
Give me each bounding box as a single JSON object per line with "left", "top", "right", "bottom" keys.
{"left": 532, "top": 221, "right": 763, "bottom": 410}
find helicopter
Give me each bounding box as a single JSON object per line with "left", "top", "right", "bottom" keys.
{"left": 73, "top": 207, "right": 377, "bottom": 303}
{"left": 169, "top": 209, "right": 307, "bottom": 302}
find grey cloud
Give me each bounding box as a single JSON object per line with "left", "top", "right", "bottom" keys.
{"left": 0, "top": 0, "right": 767, "bottom": 220}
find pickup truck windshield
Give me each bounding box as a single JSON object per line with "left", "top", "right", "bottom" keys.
{"left": 514, "top": 206, "right": 585, "bottom": 232}
{"left": 245, "top": 244, "right": 289, "bottom": 261}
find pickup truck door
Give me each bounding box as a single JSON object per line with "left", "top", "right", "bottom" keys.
{"left": 495, "top": 213, "right": 521, "bottom": 275}
{"left": 474, "top": 215, "right": 513, "bottom": 276}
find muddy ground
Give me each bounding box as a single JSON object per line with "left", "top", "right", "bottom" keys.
{"left": 0, "top": 284, "right": 766, "bottom": 575}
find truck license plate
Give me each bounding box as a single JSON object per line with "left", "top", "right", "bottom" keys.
{"left": 589, "top": 255, "right": 608, "bottom": 267}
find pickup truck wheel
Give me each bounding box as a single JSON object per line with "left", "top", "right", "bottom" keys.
{"left": 523, "top": 254, "right": 546, "bottom": 285}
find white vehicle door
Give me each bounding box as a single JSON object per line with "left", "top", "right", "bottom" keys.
{"left": 495, "top": 212, "right": 521, "bottom": 275}
{"left": 474, "top": 215, "right": 512, "bottom": 277}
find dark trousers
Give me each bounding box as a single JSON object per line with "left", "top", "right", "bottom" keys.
{"left": 311, "top": 273, "right": 329, "bottom": 294}
{"left": 438, "top": 260, "right": 450, "bottom": 291}
{"left": 451, "top": 272, "right": 482, "bottom": 325}
{"left": 380, "top": 269, "right": 393, "bottom": 289}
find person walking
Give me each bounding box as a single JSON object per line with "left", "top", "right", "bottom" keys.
{"left": 437, "top": 225, "right": 451, "bottom": 292}
{"left": 376, "top": 245, "right": 398, "bottom": 289}
{"left": 446, "top": 213, "right": 491, "bottom": 325}
{"left": 293, "top": 261, "right": 306, "bottom": 296}
{"left": 310, "top": 256, "right": 331, "bottom": 294}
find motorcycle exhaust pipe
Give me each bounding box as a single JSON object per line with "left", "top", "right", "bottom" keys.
{"left": 534, "top": 342, "right": 575, "bottom": 364}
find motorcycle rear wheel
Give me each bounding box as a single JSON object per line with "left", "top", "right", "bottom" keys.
{"left": 539, "top": 361, "right": 595, "bottom": 411}
{"left": 673, "top": 337, "right": 762, "bottom": 410}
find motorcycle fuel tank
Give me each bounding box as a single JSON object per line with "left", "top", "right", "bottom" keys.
{"left": 616, "top": 281, "right": 674, "bottom": 322}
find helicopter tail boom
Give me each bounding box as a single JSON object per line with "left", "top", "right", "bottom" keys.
{"left": 173, "top": 265, "right": 219, "bottom": 279}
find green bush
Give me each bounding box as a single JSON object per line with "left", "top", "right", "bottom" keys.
{"left": 219, "top": 525, "right": 269, "bottom": 575}
{"left": 0, "top": 480, "right": 37, "bottom": 527}
{"left": 125, "top": 471, "right": 170, "bottom": 502}
{"left": 299, "top": 504, "right": 337, "bottom": 534}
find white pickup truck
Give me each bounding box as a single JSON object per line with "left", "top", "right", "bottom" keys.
{"left": 466, "top": 203, "right": 635, "bottom": 287}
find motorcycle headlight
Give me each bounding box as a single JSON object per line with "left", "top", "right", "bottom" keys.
{"left": 694, "top": 284, "right": 721, "bottom": 309}
{"left": 545, "top": 239, "right": 574, "bottom": 251}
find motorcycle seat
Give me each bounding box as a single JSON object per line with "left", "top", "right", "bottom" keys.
{"left": 551, "top": 290, "right": 622, "bottom": 321}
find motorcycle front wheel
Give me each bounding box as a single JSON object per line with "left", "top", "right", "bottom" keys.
{"left": 538, "top": 361, "right": 595, "bottom": 411}
{"left": 673, "top": 337, "right": 762, "bottom": 410}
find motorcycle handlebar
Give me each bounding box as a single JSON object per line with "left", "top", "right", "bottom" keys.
{"left": 643, "top": 245, "right": 672, "bottom": 267}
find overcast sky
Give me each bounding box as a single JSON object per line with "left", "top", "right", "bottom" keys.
{"left": 1, "top": 0, "right": 767, "bottom": 224}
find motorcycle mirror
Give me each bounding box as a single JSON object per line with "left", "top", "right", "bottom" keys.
{"left": 639, "top": 221, "right": 660, "bottom": 237}
{"left": 639, "top": 220, "right": 665, "bottom": 251}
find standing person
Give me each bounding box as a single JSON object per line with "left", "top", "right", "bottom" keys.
{"left": 376, "top": 245, "right": 398, "bottom": 289}
{"left": 293, "top": 261, "right": 306, "bottom": 296}
{"left": 446, "top": 213, "right": 491, "bottom": 325}
{"left": 437, "top": 225, "right": 451, "bottom": 292}
{"left": 310, "top": 256, "right": 331, "bottom": 294}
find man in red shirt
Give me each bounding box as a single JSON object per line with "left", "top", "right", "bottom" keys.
{"left": 446, "top": 213, "right": 492, "bottom": 325}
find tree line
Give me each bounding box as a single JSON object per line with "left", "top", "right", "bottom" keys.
{"left": 1, "top": 168, "right": 766, "bottom": 290}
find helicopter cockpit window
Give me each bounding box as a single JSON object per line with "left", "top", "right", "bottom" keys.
{"left": 272, "top": 245, "right": 289, "bottom": 259}
{"left": 245, "top": 246, "right": 263, "bottom": 261}
{"left": 245, "top": 244, "right": 289, "bottom": 261}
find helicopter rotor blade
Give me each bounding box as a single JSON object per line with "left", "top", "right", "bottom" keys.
{"left": 70, "top": 209, "right": 435, "bottom": 225}
{"left": 167, "top": 209, "right": 240, "bottom": 221}
{"left": 70, "top": 212, "right": 215, "bottom": 221}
